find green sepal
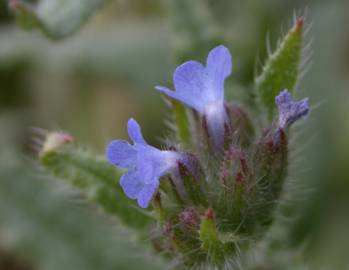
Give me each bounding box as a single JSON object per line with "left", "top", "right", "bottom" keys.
{"left": 255, "top": 18, "right": 304, "bottom": 119}
{"left": 171, "top": 100, "right": 191, "bottom": 147}
{"left": 199, "top": 208, "right": 224, "bottom": 264}
{"left": 40, "top": 144, "right": 152, "bottom": 230}
{"left": 249, "top": 129, "right": 289, "bottom": 232}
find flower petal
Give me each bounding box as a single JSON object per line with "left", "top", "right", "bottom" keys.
{"left": 120, "top": 170, "right": 159, "bottom": 208}
{"left": 206, "top": 45, "right": 232, "bottom": 101}
{"left": 205, "top": 104, "right": 228, "bottom": 149}
{"left": 156, "top": 45, "right": 232, "bottom": 115}
{"left": 276, "top": 89, "right": 310, "bottom": 128}
{"left": 127, "top": 118, "right": 146, "bottom": 145}
{"left": 120, "top": 170, "right": 144, "bottom": 199}
{"left": 156, "top": 60, "right": 207, "bottom": 113}
{"left": 106, "top": 140, "right": 137, "bottom": 169}
{"left": 136, "top": 147, "right": 178, "bottom": 181}
{"left": 137, "top": 181, "right": 159, "bottom": 208}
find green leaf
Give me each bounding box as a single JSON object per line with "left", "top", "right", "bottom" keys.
{"left": 255, "top": 17, "right": 305, "bottom": 119}
{"left": 0, "top": 161, "right": 168, "bottom": 270}
{"left": 171, "top": 99, "right": 191, "bottom": 147}
{"left": 40, "top": 143, "right": 152, "bottom": 230}
{"left": 10, "top": 0, "right": 108, "bottom": 40}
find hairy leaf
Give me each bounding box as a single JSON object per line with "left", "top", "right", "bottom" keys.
{"left": 255, "top": 17, "right": 305, "bottom": 119}
{"left": 40, "top": 144, "right": 152, "bottom": 230}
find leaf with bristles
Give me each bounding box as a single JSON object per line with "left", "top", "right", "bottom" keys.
{"left": 39, "top": 143, "right": 152, "bottom": 230}
{"left": 255, "top": 17, "right": 305, "bottom": 119}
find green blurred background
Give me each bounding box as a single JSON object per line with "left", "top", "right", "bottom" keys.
{"left": 0, "top": 0, "right": 349, "bottom": 269}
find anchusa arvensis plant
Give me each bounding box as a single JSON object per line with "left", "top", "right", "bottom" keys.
{"left": 106, "top": 42, "right": 309, "bottom": 267}
{"left": 34, "top": 15, "right": 309, "bottom": 269}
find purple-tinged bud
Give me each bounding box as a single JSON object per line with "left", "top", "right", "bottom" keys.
{"left": 220, "top": 146, "right": 252, "bottom": 193}
{"left": 254, "top": 127, "right": 288, "bottom": 183}
{"left": 225, "top": 103, "right": 255, "bottom": 147}
{"left": 250, "top": 127, "right": 288, "bottom": 231}
{"left": 177, "top": 154, "right": 208, "bottom": 206}
{"left": 157, "top": 221, "right": 177, "bottom": 254}
{"left": 179, "top": 207, "right": 200, "bottom": 230}
{"left": 161, "top": 221, "right": 173, "bottom": 237}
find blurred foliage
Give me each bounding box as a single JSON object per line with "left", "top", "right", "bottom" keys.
{"left": 0, "top": 0, "right": 349, "bottom": 269}
{"left": 11, "top": 0, "right": 108, "bottom": 39}
{"left": 40, "top": 143, "right": 152, "bottom": 230}
{"left": 0, "top": 159, "right": 167, "bottom": 270}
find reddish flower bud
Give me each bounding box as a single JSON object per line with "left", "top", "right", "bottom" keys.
{"left": 179, "top": 207, "right": 200, "bottom": 230}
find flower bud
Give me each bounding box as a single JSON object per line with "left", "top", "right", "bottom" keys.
{"left": 177, "top": 154, "right": 208, "bottom": 206}
{"left": 250, "top": 127, "right": 288, "bottom": 230}
{"left": 40, "top": 132, "right": 73, "bottom": 156}
{"left": 225, "top": 103, "right": 255, "bottom": 147}
{"left": 254, "top": 128, "right": 288, "bottom": 191}
{"left": 221, "top": 146, "right": 252, "bottom": 193}
{"left": 179, "top": 207, "right": 200, "bottom": 230}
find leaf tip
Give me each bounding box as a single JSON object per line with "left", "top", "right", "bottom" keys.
{"left": 295, "top": 16, "right": 305, "bottom": 33}
{"left": 205, "top": 207, "right": 214, "bottom": 220}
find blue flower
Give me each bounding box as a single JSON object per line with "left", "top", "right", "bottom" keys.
{"left": 156, "top": 45, "right": 232, "bottom": 149}
{"left": 106, "top": 118, "right": 182, "bottom": 208}
{"left": 276, "top": 89, "right": 310, "bottom": 128}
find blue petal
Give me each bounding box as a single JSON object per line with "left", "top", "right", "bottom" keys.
{"left": 137, "top": 181, "right": 159, "bottom": 208}
{"left": 276, "top": 89, "right": 310, "bottom": 128}
{"left": 127, "top": 118, "right": 146, "bottom": 145}
{"left": 156, "top": 45, "right": 232, "bottom": 150}
{"left": 106, "top": 140, "right": 137, "bottom": 169}
{"left": 156, "top": 45, "right": 232, "bottom": 113}
{"left": 206, "top": 45, "right": 232, "bottom": 101}
{"left": 156, "top": 60, "right": 207, "bottom": 113}
{"left": 120, "top": 170, "right": 144, "bottom": 199}
{"left": 205, "top": 104, "right": 228, "bottom": 149}
{"left": 120, "top": 170, "right": 159, "bottom": 208}
{"left": 136, "top": 148, "right": 179, "bottom": 181}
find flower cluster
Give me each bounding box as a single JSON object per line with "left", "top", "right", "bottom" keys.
{"left": 106, "top": 45, "right": 310, "bottom": 265}
{"left": 106, "top": 45, "right": 309, "bottom": 208}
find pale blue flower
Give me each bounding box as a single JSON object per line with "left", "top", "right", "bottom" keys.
{"left": 156, "top": 45, "right": 232, "bottom": 149}
{"left": 106, "top": 118, "right": 182, "bottom": 208}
